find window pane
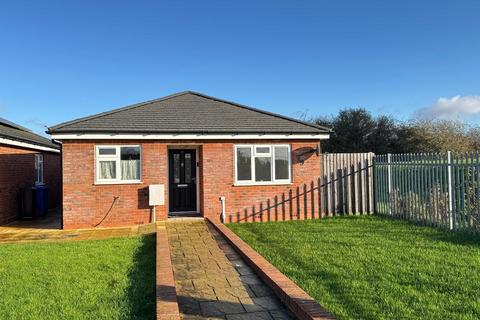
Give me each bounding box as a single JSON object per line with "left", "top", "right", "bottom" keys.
{"left": 274, "top": 146, "right": 289, "bottom": 180}
{"left": 255, "top": 146, "right": 270, "bottom": 154}
{"left": 35, "top": 155, "right": 44, "bottom": 184}
{"left": 120, "top": 147, "right": 140, "bottom": 160}
{"left": 236, "top": 147, "right": 252, "bottom": 181}
{"left": 39, "top": 161, "right": 43, "bottom": 183}
{"left": 121, "top": 147, "right": 140, "bottom": 180}
{"left": 99, "top": 161, "right": 116, "bottom": 179}
{"left": 255, "top": 157, "right": 272, "bottom": 182}
{"left": 99, "top": 147, "right": 116, "bottom": 155}
{"left": 174, "top": 154, "right": 180, "bottom": 183}
{"left": 185, "top": 153, "right": 192, "bottom": 183}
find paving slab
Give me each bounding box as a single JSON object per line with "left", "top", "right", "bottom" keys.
{"left": 166, "top": 219, "right": 293, "bottom": 320}
{"left": 0, "top": 212, "right": 156, "bottom": 243}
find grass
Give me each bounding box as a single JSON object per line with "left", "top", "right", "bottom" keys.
{"left": 228, "top": 216, "right": 480, "bottom": 320}
{"left": 0, "top": 235, "right": 155, "bottom": 320}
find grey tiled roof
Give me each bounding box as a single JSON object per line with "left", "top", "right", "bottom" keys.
{"left": 48, "top": 91, "right": 330, "bottom": 134}
{"left": 0, "top": 118, "right": 59, "bottom": 150}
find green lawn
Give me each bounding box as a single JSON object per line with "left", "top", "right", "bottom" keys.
{"left": 228, "top": 216, "right": 480, "bottom": 320}
{"left": 0, "top": 235, "right": 155, "bottom": 320}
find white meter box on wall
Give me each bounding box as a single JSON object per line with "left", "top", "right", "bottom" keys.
{"left": 149, "top": 184, "right": 165, "bottom": 206}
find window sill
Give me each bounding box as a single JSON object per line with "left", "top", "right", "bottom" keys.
{"left": 233, "top": 181, "right": 293, "bottom": 187}
{"left": 94, "top": 181, "right": 143, "bottom": 186}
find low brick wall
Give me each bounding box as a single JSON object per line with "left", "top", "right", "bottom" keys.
{"left": 156, "top": 222, "right": 180, "bottom": 320}
{"left": 207, "top": 218, "right": 336, "bottom": 320}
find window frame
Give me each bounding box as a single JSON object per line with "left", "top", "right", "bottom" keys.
{"left": 234, "top": 144, "right": 291, "bottom": 186}
{"left": 94, "top": 145, "right": 142, "bottom": 184}
{"left": 35, "top": 154, "right": 44, "bottom": 185}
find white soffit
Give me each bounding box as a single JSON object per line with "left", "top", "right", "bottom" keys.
{"left": 51, "top": 133, "right": 330, "bottom": 140}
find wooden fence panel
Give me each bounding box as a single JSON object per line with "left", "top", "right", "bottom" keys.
{"left": 321, "top": 152, "right": 375, "bottom": 215}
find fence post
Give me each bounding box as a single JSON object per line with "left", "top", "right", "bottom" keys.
{"left": 447, "top": 151, "right": 454, "bottom": 230}
{"left": 387, "top": 153, "right": 392, "bottom": 215}
{"left": 373, "top": 155, "right": 377, "bottom": 214}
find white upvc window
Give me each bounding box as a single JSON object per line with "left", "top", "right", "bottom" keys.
{"left": 95, "top": 145, "right": 142, "bottom": 184}
{"left": 234, "top": 144, "right": 291, "bottom": 185}
{"left": 35, "top": 154, "right": 44, "bottom": 185}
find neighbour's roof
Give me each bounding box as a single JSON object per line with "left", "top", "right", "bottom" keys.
{"left": 0, "top": 118, "right": 59, "bottom": 150}
{"left": 48, "top": 91, "right": 330, "bottom": 135}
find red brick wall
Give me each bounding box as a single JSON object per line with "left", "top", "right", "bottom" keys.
{"left": 0, "top": 144, "right": 61, "bottom": 225}
{"left": 62, "top": 141, "right": 168, "bottom": 229}
{"left": 61, "top": 140, "right": 321, "bottom": 229}
{"left": 201, "top": 141, "right": 321, "bottom": 222}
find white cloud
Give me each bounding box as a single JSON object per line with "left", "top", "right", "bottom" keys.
{"left": 417, "top": 95, "right": 480, "bottom": 119}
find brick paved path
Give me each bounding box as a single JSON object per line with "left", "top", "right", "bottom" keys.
{"left": 166, "top": 219, "right": 293, "bottom": 320}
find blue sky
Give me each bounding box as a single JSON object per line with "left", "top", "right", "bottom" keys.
{"left": 1, "top": 0, "right": 480, "bottom": 135}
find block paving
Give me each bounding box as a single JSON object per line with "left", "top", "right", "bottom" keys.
{"left": 166, "top": 219, "right": 293, "bottom": 320}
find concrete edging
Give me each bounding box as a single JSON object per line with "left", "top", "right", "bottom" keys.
{"left": 207, "top": 218, "right": 336, "bottom": 320}
{"left": 156, "top": 222, "right": 181, "bottom": 320}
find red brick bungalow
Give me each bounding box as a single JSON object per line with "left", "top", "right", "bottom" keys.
{"left": 48, "top": 91, "right": 330, "bottom": 229}
{"left": 0, "top": 118, "right": 61, "bottom": 225}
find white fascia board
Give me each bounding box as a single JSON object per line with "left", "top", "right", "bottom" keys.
{"left": 0, "top": 137, "right": 60, "bottom": 153}
{"left": 51, "top": 133, "right": 330, "bottom": 140}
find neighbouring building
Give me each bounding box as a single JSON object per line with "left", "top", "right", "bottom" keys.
{"left": 48, "top": 91, "right": 330, "bottom": 229}
{"left": 0, "top": 118, "right": 61, "bottom": 225}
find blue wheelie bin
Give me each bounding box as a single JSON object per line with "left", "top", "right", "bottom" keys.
{"left": 33, "top": 185, "right": 49, "bottom": 217}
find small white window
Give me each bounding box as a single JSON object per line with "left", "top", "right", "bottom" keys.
{"left": 35, "top": 154, "right": 44, "bottom": 185}
{"left": 95, "top": 145, "right": 141, "bottom": 184}
{"left": 234, "top": 144, "right": 291, "bottom": 185}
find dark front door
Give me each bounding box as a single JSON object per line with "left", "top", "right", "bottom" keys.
{"left": 169, "top": 149, "right": 197, "bottom": 212}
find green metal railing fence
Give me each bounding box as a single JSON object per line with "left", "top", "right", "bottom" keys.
{"left": 374, "top": 152, "right": 480, "bottom": 234}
